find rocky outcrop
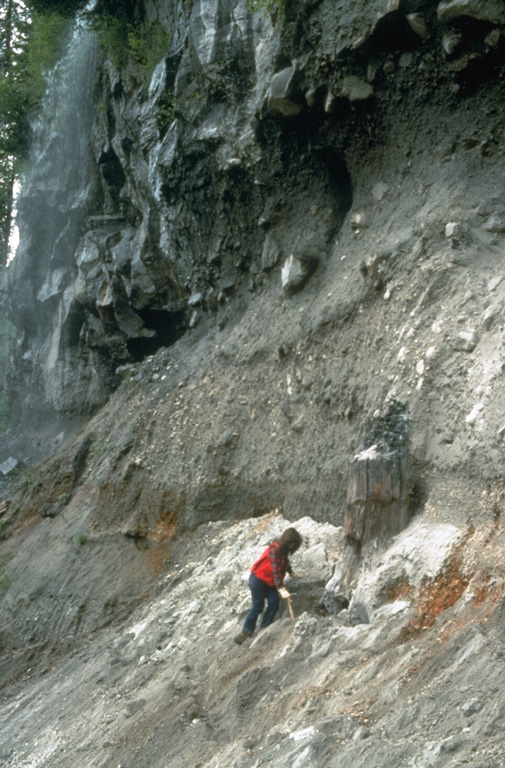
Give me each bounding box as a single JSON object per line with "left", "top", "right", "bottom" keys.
{"left": 6, "top": 0, "right": 504, "bottom": 423}
{"left": 3, "top": 2, "right": 505, "bottom": 765}
{"left": 437, "top": 0, "right": 505, "bottom": 25}
{"left": 1, "top": 0, "right": 505, "bottom": 540}
{"left": 1, "top": 0, "right": 353, "bottom": 419}
{"left": 2, "top": 510, "right": 505, "bottom": 768}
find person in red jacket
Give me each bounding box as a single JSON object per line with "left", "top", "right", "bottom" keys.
{"left": 234, "top": 527, "right": 302, "bottom": 644}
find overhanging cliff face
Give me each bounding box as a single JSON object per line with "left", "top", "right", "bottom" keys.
{"left": 1, "top": 0, "right": 350, "bottom": 420}
{"left": 2, "top": 0, "right": 505, "bottom": 428}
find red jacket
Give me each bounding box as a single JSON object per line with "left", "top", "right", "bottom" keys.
{"left": 251, "top": 542, "right": 292, "bottom": 588}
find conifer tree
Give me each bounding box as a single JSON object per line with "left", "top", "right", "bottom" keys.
{"left": 0, "top": 0, "right": 31, "bottom": 267}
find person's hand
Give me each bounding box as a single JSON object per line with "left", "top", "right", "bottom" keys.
{"left": 278, "top": 586, "right": 290, "bottom": 599}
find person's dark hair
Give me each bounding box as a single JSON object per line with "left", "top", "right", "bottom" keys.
{"left": 276, "top": 527, "right": 302, "bottom": 556}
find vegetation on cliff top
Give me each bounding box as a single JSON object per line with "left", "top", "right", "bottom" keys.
{"left": 0, "top": 1, "right": 76, "bottom": 268}
{"left": 0, "top": 0, "right": 141, "bottom": 270}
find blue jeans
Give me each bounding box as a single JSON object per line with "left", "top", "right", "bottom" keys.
{"left": 242, "top": 572, "right": 279, "bottom": 636}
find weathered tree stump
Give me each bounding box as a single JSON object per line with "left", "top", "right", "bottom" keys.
{"left": 345, "top": 443, "right": 410, "bottom": 558}
{"left": 324, "top": 403, "right": 410, "bottom": 613}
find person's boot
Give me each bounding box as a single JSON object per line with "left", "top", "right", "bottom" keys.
{"left": 234, "top": 630, "right": 250, "bottom": 645}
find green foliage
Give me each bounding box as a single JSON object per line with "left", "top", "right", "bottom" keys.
{"left": 0, "top": 551, "right": 13, "bottom": 591}
{"left": 91, "top": 0, "right": 137, "bottom": 18}
{"left": 26, "top": 11, "right": 73, "bottom": 104}
{"left": 128, "top": 23, "right": 171, "bottom": 78}
{"left": 246, "top": 0, "right": 285, "bottom": 16}
{"left": 74, "top": 530, "right": 87, "bottom": 548}
{"left": 92, "top": 14, "right": 128, "bottom": 70}
{"left": 0, "top": 568, "right": 11, "bottom": 592}
{"left": 16, "top": 463, "right": 44, "bottom": 493}
{"left": 0, "top": 2, "right": 73, "bottom": 267}
{"left": 156, "top": 97, "right": 175, "bottom": 137}
{"left": 0, "top": 0, "right": 31, "bottom": 266}
{"left": 91, "top": 12, "right": 170, "bottom": 80}
{"left": 0, "top": 1, "right": 171, "bottom": 263}
{"left": 0, "top": 76, "right": 30, "bottom": 157}
{"left": 0, "top": 156, "right": 14, "bottom": 266}
{"left": 83, "top": 0, "right": 138, "bottom": 67}
{"left": 0, "top": 3, "right": 79, "bottom": 268}
{"left": 27, "top": 0, "right": 87, "bottom": 15}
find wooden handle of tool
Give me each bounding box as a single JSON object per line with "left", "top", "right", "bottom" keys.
{"left": 286, "top": 595, "right": 295, "bottom": 620}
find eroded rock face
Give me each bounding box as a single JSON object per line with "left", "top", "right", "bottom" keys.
{"left": 2, "top": 0, "right": 505, "bottom": 433}
{"left": 4, "top": 0, "right": 450, "bottom": 423}
{"left": 437, "top": 0, "right": 505, "bottom": 25}
{"left": 2, "top": 508, "right": 505, "bottom": 768}
{"left": 2, "top": 0, "right": 357, "bottom": 419}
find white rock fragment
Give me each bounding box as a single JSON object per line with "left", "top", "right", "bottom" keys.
{"left": 188, "top": 292, "right": 203, "bottom": 307}
{"left": 485, "top": 29, "right": 500, "bottom": 48}
{"left": 289, "top": 726, "right": 317, "bottom": 741}
{"left": 0, "top": 457, "right": 19, "bottom": 475}
{"left": 372, "top": 182, "right": 390, "bottom": 202}
{"left": 305, "top": 88, "right": 316, "bottom": 107}
{"left": 437, "top": 0, "right": 505, "bottom": 26}
{"left": 341, "top": 75, "right": 374, "bottom": 101}
{"left": 456, "top": 329, "right": 478, "bottom": 352}
{"left": 399, "top": 52, "right": 413, "bottom": 68}
{"left": 482, "top": 304, "right": 499, "bottom": 330}
{"left": 445, "top": 221, "right": 460, "bottom": 238}
{"left": 350, "top": 211, "right": 367, "bottom": 230}
{"left": 442, "top": 32, "right": 463, "bottom": 57}
{"left": 406, "top": 13, "right": 430, "bottom": 40}
{"left": 324, "top": 91, "right": 336, "bottom": 113}
{"left": 346, "top": 519, "right": 463, "bottom": 623}
{"left": 488, "top": 275, "right": 503, "bottom": 292}
{"left": 267, "top": 66, "right": 302, "bottom": 117}
{"left": 465, "top": 402, "right": 483, "bottom": 423}
{"left": 281, "top": 255, "right": 313, "bottom": 295}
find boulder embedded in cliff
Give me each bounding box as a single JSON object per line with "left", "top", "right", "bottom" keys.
{"left": 281, "top": 255, "right": 315, "bottom": 295}
{"left": 261, "top": 231, "right": 281, "bottom": 271}
{"left": 437, "top": 0, "right": 505, "bottom": 25}
{"left": 0, "top": 457, "right": 20, "bottom": 476}
{"left": 267, "top": 65, "right": 303, "bottom": 117}
{"left": 341, "top": 75, "right": 374, "bottom": 102}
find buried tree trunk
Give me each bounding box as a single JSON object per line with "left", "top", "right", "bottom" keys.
{"left": 345, "top": 444, "right": 410, "bottom": 560}
{"left": 324, "top": 403, "right": 411, "bottom": 614}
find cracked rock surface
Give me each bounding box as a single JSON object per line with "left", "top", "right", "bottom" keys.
{"left": 2, "top": 512, "right": 505, "bottom": 768}
{"left": 2, "top": 1, "right": 505, "bottom": 766}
